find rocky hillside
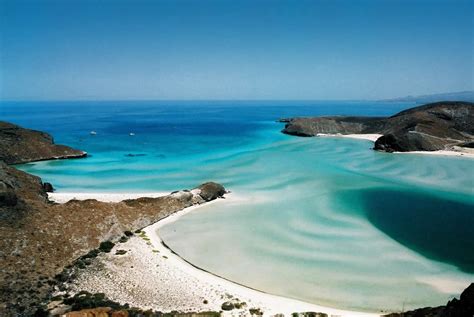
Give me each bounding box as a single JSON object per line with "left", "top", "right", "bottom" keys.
{"left": 385, "top": 283, "right": 474, "bottom": 317}
{"left": 0, "top": 121, "right": 87, "bottom": 164}
{"left": 281, "top": 101, "right": 474, "bottom": 152}
{"left": 0, "top": 161, "right": 226, "bottom": 316}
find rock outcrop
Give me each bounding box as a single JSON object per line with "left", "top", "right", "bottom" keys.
{"left": 385, "top": 283, "right": 474, "bottom": 317}
{"left": 281, "top": 101, "right": 474, "bottom": 153}
{"left": 281, "top": 116, "right": 386, "bottom": 136}
{"left": 0, "top": 121, "right": 87, "bottom": 164}
{"left": 196, "top": 182, "right": 226, "bottom": 201}
{"left": 0, "top": 161, "right": 226, "bottom": 317}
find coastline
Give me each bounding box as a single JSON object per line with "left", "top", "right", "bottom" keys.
{"left": 48, "top": 192, "right": 171, "bottom": 203}
{"left": 314, "top": 133, "right": 474, "bottom": 158}
{"left": 53, "top": 192, "right": 378, "bottom": 317}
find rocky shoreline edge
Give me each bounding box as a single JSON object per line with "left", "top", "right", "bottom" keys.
{"left": 0, "top": 121, "right": 87, "bottom": 165}
{"left": 279, "top": 101, "right": 474, "bottom": 156}
{"left": 1, "top": 118, "right": 473, "bottom": 317}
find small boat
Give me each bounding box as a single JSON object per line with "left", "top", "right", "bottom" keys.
{"left": 90, "top": 131, "right": 97, "bottom": 135}
{"left": 129, "top": 132, "right": 135, "bottom": 136}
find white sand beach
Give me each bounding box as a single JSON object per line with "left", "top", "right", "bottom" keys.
{"left": 48, "top": 192, "right": 171, "bottom": 203}
{"left": 316, "top": 133, "right": 383, "bottom": 142}
{"left": 395, "top": 148, "right": 474, "bottom": 158}
{"left": 315, "top": 133, "right": 474, "bottom": 158}
{"left": 53, "top": 192, "right": 378, "bottom": 317}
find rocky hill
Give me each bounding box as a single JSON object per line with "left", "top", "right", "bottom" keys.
{"left": 0, "top": 160, "right": 226, "bottom": 316}
{"left": 0, "top": 121, "right": 87, "bottom": 164}
{"left": 384, "top": 283, "right": 474, "bottom": 317}
{"left": 281, "top": 101, "right": 474, "bottom": 152}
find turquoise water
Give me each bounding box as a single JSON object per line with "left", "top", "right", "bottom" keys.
{"left": 2, "top": 101, "right": 473, "bottom": 312}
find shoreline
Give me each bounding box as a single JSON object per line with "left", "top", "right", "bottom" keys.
{"left": 48, "top": 191, "right": 171, "bottom": 203}
{"left": 315, "top": 133, "right": 474, "bottom": 158}
{"left": 53, "top": 192, "right": 378, "bottom": 317}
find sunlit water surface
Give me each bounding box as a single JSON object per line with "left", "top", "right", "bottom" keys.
{"left": 3, "top": 101, "right": 473, "bottom": 312}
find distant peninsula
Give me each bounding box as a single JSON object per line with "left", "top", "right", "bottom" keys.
{"left": 281, "top": 101, "right": 474, "bottom": 153}
{"left": 381, "top": 91, "right": 474, "bottom": 103}
{"left": 0, "top": 121, "right": 87, "bottom": 164}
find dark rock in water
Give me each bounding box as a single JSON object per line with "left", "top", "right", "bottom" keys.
{"left": 282, "top": 101, "right": 474, "bottom": 153}
{"left": 43, "top": 182, "right": 54, "bottom": 193}
{"left": 124, "top": 153, "right": 147, "bottom": 157}
{"left": 384, "top": 283, "right": 474, "bottom": 317}
{"left": 197, "top": 182, "right": 226, "bottom": 201}
{"left": 0, "top": 121, "right": 87, "bottom": 164}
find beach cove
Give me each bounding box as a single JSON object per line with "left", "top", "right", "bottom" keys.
{"left": 4, "top": 100, "right": 474, "bottom": 314}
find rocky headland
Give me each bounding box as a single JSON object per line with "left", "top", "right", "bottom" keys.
{"left": 1, "top": 120, "right": 473, "bottom": 317}
{"left": 0, "top": 121, "right": 87, "bottom": 164}
{"left": 281, "top": 101, "right": 474, "bottom": 153}
{"left": 0, "top": 157, "right": 226, "bottom": 316}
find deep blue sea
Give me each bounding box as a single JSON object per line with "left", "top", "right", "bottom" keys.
{"left": 1, "top": 100, "right": 473, "bottom": 312}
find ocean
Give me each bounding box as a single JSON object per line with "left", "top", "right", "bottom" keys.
{"left": 2, "top": 100, "right": 473, "bottom": 312}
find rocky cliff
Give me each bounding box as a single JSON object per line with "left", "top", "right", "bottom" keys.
{"left": 385, "top": 283, "right": 474, "bottom": 317}
{"left": 0, "top": 161, "right": 226, "bottom": 316}
{"left": 281, "top": 101, "right": 474, "bottom": 153}
{"left": 0, "top": 121, "right": 87, "bottom": 164}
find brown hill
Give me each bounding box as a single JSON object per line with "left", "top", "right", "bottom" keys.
{"left": 281, "top": 101, "right": 474, "bottom": 152}
{"left": 0, "top": 121, "right": 87, "bottom": 164}
{"left": 0, "top": 161, "right": 225, "bottom": 316}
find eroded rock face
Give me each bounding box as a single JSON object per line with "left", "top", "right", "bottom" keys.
{"left": 281, "top": 116, "right": 385, "bottom": 136}
{"left": 0, "top": 162, "right": 226, "bottom": 316}
{"left": 0, "top": 181, "right": 17, "bottom": 207}
{"left": 0, "top": 121, "right": 87, "bottom": 164}
{"left": 282, "top": 102, "right": 474, "bottom": 153}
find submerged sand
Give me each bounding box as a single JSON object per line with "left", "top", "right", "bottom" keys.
{"left": 50, "top": 193, "right": 377, "bottom": 317}
{"left": 315, "top": 133, "right": 474, "bottom": 158}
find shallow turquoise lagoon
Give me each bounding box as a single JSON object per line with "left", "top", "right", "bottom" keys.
{"left": 3, "top": 101, "right": 473, "bottom": 312}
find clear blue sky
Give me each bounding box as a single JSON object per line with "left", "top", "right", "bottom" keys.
{"left": 1, "top": 0, "right": 472, "bottom": 101}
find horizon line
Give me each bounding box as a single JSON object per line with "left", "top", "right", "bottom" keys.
{"left": 2, "top": 90, "right": 472, "bottom": 103}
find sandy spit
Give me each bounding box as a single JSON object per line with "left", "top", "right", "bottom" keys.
{"left": 57, "top": 192, "right": 378, "bottom": 317}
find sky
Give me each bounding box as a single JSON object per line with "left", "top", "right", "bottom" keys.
{"left": 0, "top": 0, "right": 473, "bottom": 101}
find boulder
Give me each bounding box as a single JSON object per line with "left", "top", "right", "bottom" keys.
{"left": 373, "top": 134, "right": 405, "bottom": 152}
{"left": 196, "top": 182, "right": 226, "bottom": 201}
{"left": 43, "top": 182, "right": 54, "bottom": 193}
{"left": 221, "top": 301, "right": 235, "bottom": 310}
